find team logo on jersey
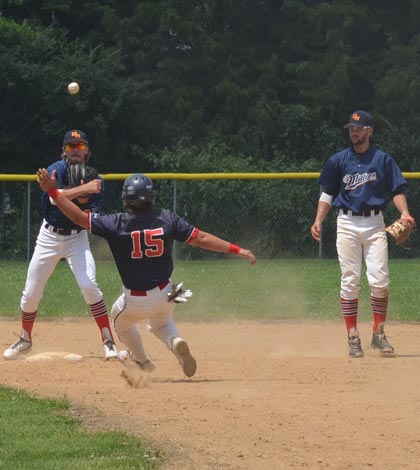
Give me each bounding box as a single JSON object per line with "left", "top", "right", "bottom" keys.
{"left": 343, "top": 172, "right": 377, "bottom": 190}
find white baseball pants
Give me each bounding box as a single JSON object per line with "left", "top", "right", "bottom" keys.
{"left": 336, "top": 212, "right": 389, "bottom": 300}
{"left": 111, "top": 281, "right": 179, "bottom": 362}
{"left": 20, "top": 222, "right": 103, "bottom": 312}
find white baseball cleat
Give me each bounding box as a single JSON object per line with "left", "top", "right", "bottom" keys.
{"left": 172, "top": 337, "right": 197, "bottom": 377}
{"left": 103, "top": 340, "right": 118, "bottom": 360}
{"left": 117, "top": 350, "right": 156, "bottom": 372}
{"left": 3, "top": 336, "right": 32, "bottom": 360}
{"left": 136, "top": 358, "right": 156, "bottom": 372}
{"left": 117, "top": 349, "right": 132, "bottom": 362}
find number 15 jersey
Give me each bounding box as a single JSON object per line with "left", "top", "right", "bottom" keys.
{"left": 89, "top": 208, "right": 198, "bottom": 291}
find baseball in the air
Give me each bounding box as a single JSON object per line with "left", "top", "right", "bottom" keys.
{"left": 67, "top": 82, "right": 80, "bottom": 95}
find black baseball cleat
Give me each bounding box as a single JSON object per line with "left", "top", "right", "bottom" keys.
{"left": 371, "top": 322, "right": 394, "bottom": 355}
{"left": 348, "top": 327, "right": 364, "bottom": 358}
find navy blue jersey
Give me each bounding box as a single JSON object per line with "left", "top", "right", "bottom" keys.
{"left": 42, "top": 159, "right": 104, "bottom": 229}
{"left": 90, "top": 208, "right": 197, "bottom": 290}
{"left": 318, "top": 146, "right": 406, "bottom": 213}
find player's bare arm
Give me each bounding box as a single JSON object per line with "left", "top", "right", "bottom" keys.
{"left": 311, "top": 200, "right": 332, "bottom": 242}
{"left": 37, "top": 168, "right": 89, "bottom": 229}
{"left": 188, "top": 230, "right": 257, "bottom": 265}
{"left": 392, "top": 193, "right": 415, "bottom": 224}
{"left": 60, "top": 179, "right": 102, "bottom": 199}
{"left": 47, "top": 180, "right": 101, "bottom": 206}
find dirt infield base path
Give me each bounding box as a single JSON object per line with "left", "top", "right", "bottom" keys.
{"left": 1, "top": 319, "right": 420, "bottom": 469}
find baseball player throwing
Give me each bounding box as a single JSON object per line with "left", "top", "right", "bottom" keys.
{"left": 311, "top": 111, "right": 414, "bottom": 358}
{"left": 36, "top": 170, "right": 256, "bottom": 377}
{"left": 3, "top": 130, "right": 118, "bottom": 361}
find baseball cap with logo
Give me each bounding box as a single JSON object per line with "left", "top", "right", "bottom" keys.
{"left": 63, "top": 129, "right": 89, "bottom": 145}
{"left": 344, "top": 110, "right": 373, "bottom": 128}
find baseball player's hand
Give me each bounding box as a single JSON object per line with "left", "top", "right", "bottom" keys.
{"left": 80, "top": 179, "right": 102, "bottom": 194}
{"left": 37, "top": 168, "right": 56, "bottom": 192}
{"left": 401, "top": 214, "right": 415, "bottom": 225}
{"left": 167, "top": 282, "right": 193, "bottom": 303}
{"left": 238, "top": 248, "right": 257, "bottom": 265}
{"left": 311, "top": 221, "right": 322, "bottom": 242}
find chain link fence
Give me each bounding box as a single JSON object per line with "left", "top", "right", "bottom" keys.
{"left": 1, "top": 175, "right": 420, "bottom": 261}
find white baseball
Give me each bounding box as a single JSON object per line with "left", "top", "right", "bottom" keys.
{"left": 68, "top": 82, "right": 80, "bottom": 95}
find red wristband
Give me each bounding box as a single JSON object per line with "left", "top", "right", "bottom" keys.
{"left": 229, "top": 243, "right": 241, "bottom": 254}
{"left": 48, "top": 188, "right": 60, "bottom": 200}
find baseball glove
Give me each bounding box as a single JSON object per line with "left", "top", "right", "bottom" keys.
{"left": 167, "top": 281, "right": 193, "bottom": 303}
{"left": 385, "top": 217, "right": 416, "bottom": 246}
{"left": 67, "top": 164, "right": 99, "bottom": 188}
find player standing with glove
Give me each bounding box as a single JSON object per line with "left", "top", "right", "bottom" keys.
{"left": 3, "top": 130, "right": 118, "bottom": 361}
{"left": 36, "top": 170, "right": 257, "bottom": 377}
{"left": 311, "top": 111, "right": 414, "bottom": 358}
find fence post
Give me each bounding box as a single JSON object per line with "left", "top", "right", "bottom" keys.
{"left": 318, "top": 186, "right": 323, "bottom": 259}
{"left": 172, "top": 180, "right": 177, "bottom": 262}
{"left": 26, "top": 181, "right": 31, "bottom": 262}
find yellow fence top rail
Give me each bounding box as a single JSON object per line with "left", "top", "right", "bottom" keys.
{"left": 2, "top": 172, "right": 420, "bottom": 181}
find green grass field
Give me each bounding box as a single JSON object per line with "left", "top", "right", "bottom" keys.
{"left": 0, "top": 385, "right": 161, "bottom": 469}
{"left": 1, "top": 257, "right": 420, "bottom": 469}
{"left": 1, "top": 258, "right": 420, "bottom": 322}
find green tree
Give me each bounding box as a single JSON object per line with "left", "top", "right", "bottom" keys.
{"left": 2, "top": 1, "right": 420, "bottom": 171}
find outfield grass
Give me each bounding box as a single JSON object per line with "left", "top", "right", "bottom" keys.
{"left": 1, "top": 258, "right": 420, "bottom": 322}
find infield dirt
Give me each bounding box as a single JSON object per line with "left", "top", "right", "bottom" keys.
{"left": 1, "top": 318, "right": 420, "bottom": 469}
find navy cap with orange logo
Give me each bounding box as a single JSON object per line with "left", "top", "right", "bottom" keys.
{"left": 344, "top": 111, "right": 373, "bottom": 128}
{"left": 63, "top": 129, "right": 89, "bottom": 145}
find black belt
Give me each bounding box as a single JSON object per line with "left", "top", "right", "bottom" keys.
{"left": 44, "top": 223, "right": 82, "bottom": 236}
{"left": 341, "top": 209, "right": 381, "bottom": 217}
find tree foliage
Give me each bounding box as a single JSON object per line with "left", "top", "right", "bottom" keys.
{"left": 1, "top": 0, "right": 420, "bottom": 172}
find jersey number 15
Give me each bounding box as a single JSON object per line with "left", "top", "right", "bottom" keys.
{"left": 131, "top": 228, "right": 164, "bottom": 258}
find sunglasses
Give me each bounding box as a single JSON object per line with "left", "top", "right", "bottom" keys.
{"left": 65, "top": 142, "right": 88, "bottom": 151}
{"left": 348, "top": 126, "right": 371, "bottom": 132}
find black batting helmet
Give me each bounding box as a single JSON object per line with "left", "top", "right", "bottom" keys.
{"left": 122, "top": 174, "right": 156, "bottom": 210}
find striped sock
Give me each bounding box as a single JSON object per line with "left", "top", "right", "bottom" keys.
{"left": 89, "top": 299, "right": 114, "bottom": 342}
{"left": 370, "top": 295, "right": 388, "bottom": 332}
{"left": 340, "top": 297, "right": 358, "bottom": 334}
